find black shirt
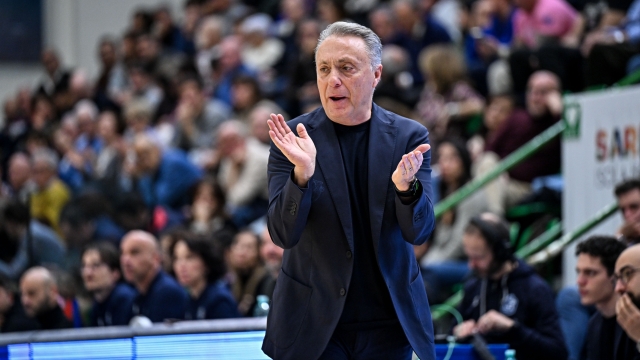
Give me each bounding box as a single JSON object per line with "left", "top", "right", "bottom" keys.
{"left": 334, "top": 120, "right": 397, "bottom": 329}
{"left": 1, "top": 301, "right": 39, "bottom": 333}
{"left": 36, "top": 305, "right": 73, "bottom": 330}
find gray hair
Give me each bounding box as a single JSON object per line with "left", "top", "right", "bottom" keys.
{"left": 32, "top": 148, "right": 59, "bottom": 170}
{"left": 315, "top": 21, "right": 382, "bottom": 70}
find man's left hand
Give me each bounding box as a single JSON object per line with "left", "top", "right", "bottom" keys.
{"left": 617, "top": 294, "right": 640, "bottom": 342}
{"left": 476, "top": 310, "right": 515, "bottom": 334}
{"left": 392, "top": 144, "right": 430, "bottom": 191}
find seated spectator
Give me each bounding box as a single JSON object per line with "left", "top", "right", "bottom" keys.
{"left": 132, "top": 134, "right": 202, "bottom": 211}
{"left": 120, "top": 63, "right": 164, "bottom": 112}
{"left": 0, "top": 201, "right": 66, "bottom": 280}
{"left": 81, "top": 242, "right": 136, "bottom": 326}
{"left": 188, "top": 177, "right": 237, "bottom": 238}
{"left": 93, "top": 110, "right": 125, "bottom": 197}
{"left": 194, "top": 16, "right": 227, "bottom": 90}
{"left": 615, "top": 179, "right": 640, "bottom": 245}
{"left": 214, "top": 120, "right": 269, "bottom": 227}
{"left": 227, "top": 230, "right": 275, "bottom": 317}
{"left": 613, "top": 244, "right": 640, "bottom": 359}
{"left": 93, "top": 37, "right": 128, "bottom": 111}
{"left": 583, "top": 0, "right": 640, "bottom": 86}
{"left": 247, "top": 102, "right": 284, "bottom": 146}
{"left": 285, "top": 18, "right": 322, "bottom": 117}
{"left": 373, "top": 44, "right": 421, "bottom": 115}
{"left": 483, "top": 71, "right": 563, "bottom": 208}
{"left": 574, "top": 236, "right": 627, "bottom": 359}
{"left": 211, "top": 35, "right": 257, "bottom": 107}
{"left": 30, "top": 148, "right": 71, "bottom": 234}
{"left": 416, "top": 45, "right": 485, "bottom": 143}
{"left": 36, "top": 49, "right": 73, "bottom": 115}
{"left": 416, "top": 137, "right": 491, "bottom": 303}
{"left": 259, "top": 226, "right": 283, "bottom": 281}
{"left": 453, "top": 213, "right": 567, "bottom": 360}
{"left": 19, "top": 267, "right": 73, "bottom": 330}
{"left": 120, "top": 230, "right": 187, "bottom": 323}
{"left": 6, "top": 152, "right": 35, "bottom": 203}
{"left": 0, "top": 274, "right": 39, "bottom": 332}
{"left": 172, "top": 75, "right": 230, "bottom": 153}
{"left": 172, "top": 233, "right": 239, "bottom": 320}
{"left": 239, "top": 14, "right": 285, "bottom": 74}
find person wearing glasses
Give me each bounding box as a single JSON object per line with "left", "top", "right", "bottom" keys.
{"left": 81, "top": 242, "right": 136, "bottom": 326}
{"left": 613, "top": 244, "right": 640, "bottom": 359}
{"left": 573, "top": 236, "right": 627, "bottom": 359}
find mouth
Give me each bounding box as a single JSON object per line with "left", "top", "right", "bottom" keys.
{"left": 329, "top": 96, "right": 347, "bottom": 102}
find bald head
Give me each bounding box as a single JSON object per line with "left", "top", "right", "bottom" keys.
{"left": 614, "top": 244, "right": 640, "bottom": 300}
{"left": 20, "top": 267, "right": 58, "bottom": 318}
{"left": 120, "top": 230, "right": 161, "bottom": 292}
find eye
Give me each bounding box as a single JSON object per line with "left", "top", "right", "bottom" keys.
{"left": 343, "top": 66, "right": 353, "bottom": 71}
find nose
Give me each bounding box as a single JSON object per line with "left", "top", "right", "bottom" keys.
{"left": 615, "top": 278, "right": 626, "bottom": 294}
{"left": 577, "top": 274, "right": 587, "bottom": 287}
{"left": 328, "top": 68, "right": 342, "bottom": 87}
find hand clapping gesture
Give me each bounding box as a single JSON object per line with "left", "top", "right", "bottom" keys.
{"left": 268, "top": 113, "right": 317, "bottom": 187}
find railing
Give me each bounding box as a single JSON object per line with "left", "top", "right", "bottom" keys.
{"left": 434, "top": 120, "right": 566, "bottom": 218}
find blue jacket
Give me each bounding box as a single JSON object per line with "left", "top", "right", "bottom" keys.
{"left": 138, "top": 149, "right": 202, "bottom": 210}
{"left": 458, "top": 260, "right": 568, "bottom": 360}
{"left": 131, "top": 271, "right": 188, "bottom": 323}
{"left": 92, "top": 282, "right": 136, "bottom": 326}
{"left": 185, "top": 281, "right": 240, "bottom": 320}
{"left": 262, "top": 104, "right": 436, "bottom": 360}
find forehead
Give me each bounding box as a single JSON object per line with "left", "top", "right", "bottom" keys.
{"left": 576, "top": 253, "right": 604, "bottom": 269}
{"left": 122, "top": 237, "right": 152, "bottom": 252}
{"left": 463, "top": 231, "right": 489, "bottom": 251}
{"left": 616, "top": 250, "right": 639, "bottom": 271}
{"left": 83, "top": 250, "right": 101, "bottom": 262}
{"left": 619, "top": 189, "right": 640, "bottom": 204}
{"left": 316, "top": 35, "right": 369, "bottom": 63}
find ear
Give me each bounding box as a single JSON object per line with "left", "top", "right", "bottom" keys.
{"left": 373, "top": 64, "right": 382, "bottom": 88}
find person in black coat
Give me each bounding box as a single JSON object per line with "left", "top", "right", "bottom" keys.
{"left": 81, "top": 242, "right": 136, "bottom": 326}
{"left": 19, "top": 267, "right": 72, "bottom": 330}
{"left": 171, "top": 233, "right": 239, "bottom": 320}
{"left": 0, "top": 274, "right": 39, "bottom": 332}
{"left": 453, "top": 213, "right": 568, "bottom": 360}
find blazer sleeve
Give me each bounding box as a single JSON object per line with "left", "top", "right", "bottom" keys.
{"left": 394, "top": 124, "right": 436, "bottom": 245}
{"left": 266, "top": 140, "right": 314, "bottom": 249}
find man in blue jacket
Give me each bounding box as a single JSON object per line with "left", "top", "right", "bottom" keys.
{"left": 454, "top": 213, "right": 567, "bottom": 360}
{"left": 263, "top": 21, "right": 436, "bottom": 360}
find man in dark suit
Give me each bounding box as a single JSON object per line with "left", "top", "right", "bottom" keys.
{"left": 262, "top": 21, "right": 436, "bottom": 360}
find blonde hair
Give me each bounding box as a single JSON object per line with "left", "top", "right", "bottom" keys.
{"left": 419, "top": 45, "right": 467, "bottom": 94}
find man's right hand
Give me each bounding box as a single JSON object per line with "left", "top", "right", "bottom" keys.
{"left": 453, "top": 319, "right": 477, "bottom": 339}
{"left": 268, "top": 113, "right": 317, "bottom": 187}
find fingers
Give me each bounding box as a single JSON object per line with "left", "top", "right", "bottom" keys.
{"left": 297, "top": 123, "right": 309, "bottom": 139}
{"left": 413, "top": 144, "right": 431, "bottom": 154}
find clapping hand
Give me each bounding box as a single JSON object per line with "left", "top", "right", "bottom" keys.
{"left": 392, "top": 144, "right": 430, "bottom": 191}
{"left": 268, "top": 113, "right": 317, "bottom": 187}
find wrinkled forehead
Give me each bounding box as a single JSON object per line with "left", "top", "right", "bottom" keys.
{"left": 316, "top": 35, "right": 369, "bottom": 63}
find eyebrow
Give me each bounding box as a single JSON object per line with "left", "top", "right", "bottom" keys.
{"left": 317, "top": 57, "right": 357, "bottom": 65}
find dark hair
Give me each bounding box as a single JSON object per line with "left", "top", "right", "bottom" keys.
{"left": 171, "top": 233, "right": 227, "bottom": 283}
{"left": 615, "top": 178, "right": 640, "bottom": 197}
{"left": 231, "top": 75, "right": 262, "bottom": 103}
{"left": 178, "top": 73, "right": 204, "bottom": 90}
{"left": 438, "top": 136, "right": 472, "bottom": 197}
{"left": 576, "top": 236, "right": 627, "bottom": 276}
{"left": 83, "top": 241, "right": 121, "bottom": 273}
{"left": 190, "top": 176, "right": 228, "bottom": 220}
{"left": 0, "top": 274, "right": 16, "bottom": 294}
{"left": 466, "top": 214, "right": 513, "bottom": 265}
{"left": 2, "top": 201, "right": 30, "bottom": 225}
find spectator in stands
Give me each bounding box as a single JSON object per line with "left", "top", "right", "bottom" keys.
{"left": 615, "top": 178, "right": 640, "bottom": 245}
{"left": 0, "top": 274, "right": 39, "bottom": 332}
{"left": 19, "top": 267, "right": 72, "bottom": 330}
{"left": 613, "top": 244, "right": 640, "bottom": 359}
{"left": 194, "top": 16, "right": 227, "bottom": 89}
{"left": 0, "top": 201, "right": 66, "bottom": 281}
{"left": 259, "top": 227, "right": 283, "bottom": 281}
{"left": 214, "top": 120, "right": 269, "bottom": 227}
{"left": 248, "top": 103, "right": 282, "bottom": 146}
{"left": 453, "top": 213, "right": 567, "bottom": 360}
{"left": 30, "top": 148, "right": 71, "bottom": 234}
{"left": 286, "top": 18, "right": 322, "bottom": 117}
{"left": 416, "top": 137, "right": 491, "bottom": 303}
{"left": 172, "top": 75, "right": 230, "bottom": 152}
{"left": 483, "top": 70, "right": 562, "bottom": 208}
{"left": 416, "top": 45, "right": 485, "bottom": 142}
{"left": 373, "top": 44, "right": 420, "bottom": 116}
{"left": 121, "top": 63, "right": 164, "bottom": 112}
{"left": 93, "top": 37, "right": 128, "bottom": 111}
{"left": 132, "top": 134, "right": 202, "bottom": 211}
{"left": 36, "top": 49, "right": 73, "bottom": 115}
{"left": 574, "top": 236, "right": 627, "bottom": 359}
{"left": 81, "top": 242, "right": 135, "bottom": 326}
{"left": 188, "top": 177, "right": 237, "bottom": 238}
{"left": 120, "top": 230, "right": 187, "bottom": 323}
{"left": 227, "top": 230, "right": 275, "bottom": 316}
{"left": 172, "top": 233, "right": 239, "bottom": 320}
{"left": 211, "top": 35, "right": 256, "bottom": 107}
{"left": 583, "top": 0, "right": 640, "bottom": 86}
{"left": 6, "top": 152, "right": 35, "bottom": 203}
{"left": 239, "top": 13, "right": 285, "bottom": 74}
{"left": 508, "top": 0, "right": 584, "bottom": 94}
{"left": 93, "top": 110, "right": 125, "bottom": 196}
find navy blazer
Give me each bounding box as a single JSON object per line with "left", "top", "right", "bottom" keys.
{"left": 262, "top": 104, "right": 436, "bottom": 360}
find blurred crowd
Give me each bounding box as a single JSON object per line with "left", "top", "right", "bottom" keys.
{"left": 0, "top": 0, "right": 638, "bottom": 338}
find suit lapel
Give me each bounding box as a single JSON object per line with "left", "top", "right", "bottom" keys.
{"left": 368, "top": 105, "right": 397, "bottom": 257}
{"left": 309, "top": 111, "right": 355, "bottom": 252}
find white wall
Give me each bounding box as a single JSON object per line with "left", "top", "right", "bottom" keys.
{"left": 0, "top": 0, "right": 184, "bottom": 105}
